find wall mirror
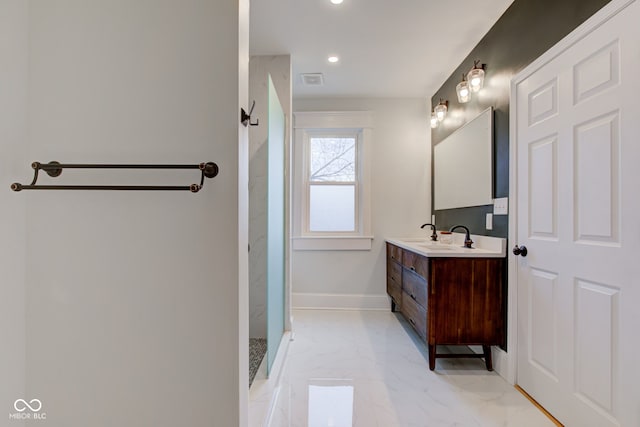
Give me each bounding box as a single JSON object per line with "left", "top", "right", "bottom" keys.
{"left": 434, "top": 106, "right": 493, "bottom": 210}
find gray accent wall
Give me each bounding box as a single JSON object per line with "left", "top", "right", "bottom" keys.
{"left": 431, "top": 0, "right": 612, "bottom": 238}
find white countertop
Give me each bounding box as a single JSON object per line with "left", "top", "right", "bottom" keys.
{"left": 386, "top": 233, "right": 506, "bottom": 258}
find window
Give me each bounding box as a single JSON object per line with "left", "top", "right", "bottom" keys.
{"left": 293, "top": 111, "right": 373, "bottom": 250}
{"left": 308, "top": 133, "right": 357, "bottom": 232}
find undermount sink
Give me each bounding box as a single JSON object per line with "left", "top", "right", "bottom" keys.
{"left": 397, "top": 238, "right": 428, "bottom": 243}
{"left": 417, "top": 244, "right": 455, "bottom": 250}
{"left": 397, "top": 239, "right": 458, "bottom": 251}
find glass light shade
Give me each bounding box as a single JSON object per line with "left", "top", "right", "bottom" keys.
{"left": 434, "top": 102, "right": 447, "bottom": 122}
{"left": 456, "top": 80, "right": 471, "bottom": 103}
{"left": 467, "top": 67, "right": 485, "bottom": 92}
{"left": 430, "top": 112, "right": 439, "bottom": 128}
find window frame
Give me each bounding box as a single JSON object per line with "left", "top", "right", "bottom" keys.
{"left": 305, "top": 130, "right": 360, "bottom": 235}
{"left": 293, "top": 111, "right": 373, "bottom": 251}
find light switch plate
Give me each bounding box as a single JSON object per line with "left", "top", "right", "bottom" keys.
{"left": 493, "top": 197, "right": 508, "bottom": 215}
{"left": 431, "top": 214, "right": 436, "bottom": 225}
{"left": 486, "top": 213, "right": 493, "bottom": 230}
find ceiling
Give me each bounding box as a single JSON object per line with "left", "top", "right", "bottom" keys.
{"left": 250, "top": 0, "right": 515, "bottom": 99}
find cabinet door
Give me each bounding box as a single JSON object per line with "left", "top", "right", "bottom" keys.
{"left": 428, "top": 258, "right": 504, "bottom": 345}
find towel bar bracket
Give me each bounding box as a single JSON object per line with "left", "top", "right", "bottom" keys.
{"left": 200, "top": 162, "right": 219, "bottom": 179}
{"left": 35, "top": 161, "right": 63, "bottom": 177}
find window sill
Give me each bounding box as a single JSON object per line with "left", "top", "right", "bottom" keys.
{"left": 292, "top": 236, "right": 374, "bottom": 251}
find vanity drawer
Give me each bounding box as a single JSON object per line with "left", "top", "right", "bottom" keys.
{"left": 386, "top": 243, "right": 402, "bottom": 264}
{"left": 402, "top": 251, "right": 429, "bottom": 279}
{"left": 401, "top": 290, "right": 427, "bottom": 339}
{"left": 402, "top": 269, "right": 427, "bottom": 309}
{"left": 387, "top": 260, "right": 402, "bottom": 285}
{"left": 387, "top": 259, "right": 403, "bottom": 310}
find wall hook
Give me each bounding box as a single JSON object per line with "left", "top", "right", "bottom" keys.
{"left": 241, "top": 100, "right": 259, "bottom": 127}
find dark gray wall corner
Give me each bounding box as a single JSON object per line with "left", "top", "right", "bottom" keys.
{"left": 431, "top": 0, "right": 612, "bottom": 238}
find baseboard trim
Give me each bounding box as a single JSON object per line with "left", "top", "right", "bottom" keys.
{"left": 491, "top": 346, "right": 512, "bottom": 383}
{"left": 292, "top": 292, "right": 389, "bottom": 311}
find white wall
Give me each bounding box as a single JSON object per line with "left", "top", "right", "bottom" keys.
{"left": 291, "top": 98, "right": 431, "bottom": 309}
{"left": 2, "top": 1, "right": 249, "bottom": 426}
{"left": 0, "top": 1, "right": 27, "bottom": 424}
{"left": 248, "top": 56, "right": 292, "bottom": 338}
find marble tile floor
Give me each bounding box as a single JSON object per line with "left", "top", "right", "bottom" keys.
{"left": 266, "top": 309, "right": 554, "bottom": 427}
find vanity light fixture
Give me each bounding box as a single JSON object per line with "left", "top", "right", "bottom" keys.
{"left": 456, "top": 73, "right": 471, "bottom": 103}
{"left": 328, "top": 55, "right": 340, "bottom": 63}
{"left": 434, "top": 99, "right": 448, "bottom": 122}
{"left": 430, "top": 112, "right": 439, "bottom": 129}
{"left": 330, "top": 0, "right": 344, "bottom": 4}
{"left": 467, "top": 60, "right": 485, "bottom": 93}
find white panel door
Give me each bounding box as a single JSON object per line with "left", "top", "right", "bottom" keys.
{"left": 513, "top": 1, "right": 640, "bottom": 426}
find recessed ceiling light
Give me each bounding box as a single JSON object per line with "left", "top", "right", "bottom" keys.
{"left": 330, "top": 0, "right": 344, "bottom": 4}
{"left": 328, "top": 56, "right": 339, "bottom": 63}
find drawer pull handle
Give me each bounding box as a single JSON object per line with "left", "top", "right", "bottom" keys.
{"left": 410, "top": 293, "right": 416, "bottom": 301}
{"left": 409, "top": 318, "right": 416, "bottom": 326}
{"left": 410, "top": 266, "right": 415, "bottom": 271}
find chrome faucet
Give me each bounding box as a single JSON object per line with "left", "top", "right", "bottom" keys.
{"left": 450, "top": 225, "right": 474, "bottom": 248}
{"left": 420, "top": 223, "right": 438, "bottom": 241}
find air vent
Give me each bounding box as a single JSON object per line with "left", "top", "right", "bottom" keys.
{"left": 301, "top": 73, "right": 324, "bottom": 86}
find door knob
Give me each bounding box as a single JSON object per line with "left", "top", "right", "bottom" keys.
{"left": 513, "top": 245, "right": 528, "bottom": 257}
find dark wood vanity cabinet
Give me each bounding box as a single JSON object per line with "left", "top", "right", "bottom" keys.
{"left": 385, "top": 242, "right": 505, "bottom": 371}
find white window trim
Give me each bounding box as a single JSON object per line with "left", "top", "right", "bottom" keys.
{"left": 303, "top": 129, "right": 360, "bottom": 235}
{"left": 293, "top": 111, "right": 373, "bottom": 250}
